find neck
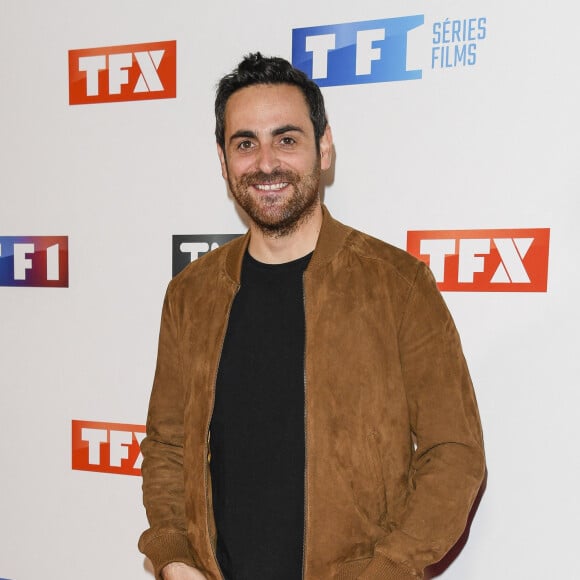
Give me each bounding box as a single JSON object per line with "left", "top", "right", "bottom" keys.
{"left": 247, "top": 203, "right": 323, "bottom": 264}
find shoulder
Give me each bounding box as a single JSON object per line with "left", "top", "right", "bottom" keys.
{"left": 167, "top": 233, "right": 247, "bottom": 298}
{"left": 338, "top": 225, "right": 445, "bottom": 322}
{"left": 341, "top": 225, "right": 425, "bottom": 288}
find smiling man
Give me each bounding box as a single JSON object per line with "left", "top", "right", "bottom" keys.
{"left": 138, "top": 53, "right": 485, "bottom": 580}
{"left": 217, "top": 81, "right": 331, "bottom": 261}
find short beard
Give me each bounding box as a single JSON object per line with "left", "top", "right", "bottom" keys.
{"left": 229, "top": 166, "right": 321, "bottom": 238}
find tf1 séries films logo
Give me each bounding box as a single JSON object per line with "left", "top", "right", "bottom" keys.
{"left": 292, "top": 16, "right": 424, "bottom": 86}
{"left": 292, "top": 15, "right": 488, "bottom": 85}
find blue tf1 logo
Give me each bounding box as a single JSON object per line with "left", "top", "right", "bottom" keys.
{"left": 0, "top": 236, "right": 69, "bottom": 287}
{"left": 292, "top": 16, "right": 424, "bottom": 87}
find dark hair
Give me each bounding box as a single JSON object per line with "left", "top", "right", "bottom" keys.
{"left": 215, "top": 52, "right": 327, "bottom": 150}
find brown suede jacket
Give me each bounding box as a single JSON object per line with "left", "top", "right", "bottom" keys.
{"left": 139, "top": 207, "right": 485, "bottom": 580}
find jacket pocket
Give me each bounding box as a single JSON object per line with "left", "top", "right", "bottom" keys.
{"left": 335, "top": 556, "right": 373, "bottom": 579}
{"left": 353, "top": 431, "right": 388, "bottom": 525}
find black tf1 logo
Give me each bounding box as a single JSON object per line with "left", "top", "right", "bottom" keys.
{"left": 172, "top": 234, "right": 242, "bottom": 277}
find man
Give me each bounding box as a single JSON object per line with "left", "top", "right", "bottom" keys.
{"left": 139, "top": 53, "right": 485, "bottom": 580}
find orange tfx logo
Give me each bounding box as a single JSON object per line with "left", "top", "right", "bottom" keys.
{"left": 68, "top": 41, "right": 176, "bottom": 105}
{"left": 407, "top": 228, "right": 550, "bottom": 292}
{"left": 71, "top": 420, "right": 145, "bottom": 476}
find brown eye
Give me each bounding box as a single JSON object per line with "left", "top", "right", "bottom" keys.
{"left": 238, "top": 140, "right": 253, "bottom": 150}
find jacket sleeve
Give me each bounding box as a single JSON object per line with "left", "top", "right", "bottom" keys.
{"left": 138, "top": 288, "right": 198, "bottom": 579}
{"left": 359, "top": 262, "right": 486, "bottom": 579}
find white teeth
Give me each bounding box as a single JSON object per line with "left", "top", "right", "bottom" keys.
{"left": 255, "top": 182, "right": 288, "bottom": 191}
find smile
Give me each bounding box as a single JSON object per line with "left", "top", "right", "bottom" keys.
{"left": 254, "top": 182, "right": 289, "bottom": 191}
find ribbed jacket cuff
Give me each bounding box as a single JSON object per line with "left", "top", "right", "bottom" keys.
{"left": 139, "top": 532, "right": 197, "bottom": 580}
{"left": 357, "top": 553, "right": 420, "bottom": 580}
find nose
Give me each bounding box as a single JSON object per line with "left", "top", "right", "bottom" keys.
{"left": 255, "top": 144, "right": 280, "bottom": 174}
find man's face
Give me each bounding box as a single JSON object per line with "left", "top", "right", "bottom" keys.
{"left": 217, "top": 83, "right": 332, "bottom": 237}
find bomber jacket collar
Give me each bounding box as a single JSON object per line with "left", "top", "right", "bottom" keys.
{"left": 224, "top": 205, "right": 353, "bottom": 284}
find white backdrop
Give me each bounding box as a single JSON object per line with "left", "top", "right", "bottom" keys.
{"left": 1, "top": 1, "right": 579, "bottom": 578}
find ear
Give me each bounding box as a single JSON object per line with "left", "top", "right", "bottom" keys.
{"left": 217, "top": 144, "right": 228, "bottom": 180}
{"left": 319, "top": 125, "right": 333, "bottom": 171}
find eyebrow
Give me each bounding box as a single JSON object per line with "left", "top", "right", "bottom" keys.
{"left": 228, "top": 124, "right": 305, "bottom": 144}
{"left": 272, "top": 124, "right": 305, "bottom": 136}
{"left": 229, "top": 130, "right": 257, "bottom": 143}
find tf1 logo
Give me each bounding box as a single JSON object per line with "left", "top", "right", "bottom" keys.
{"left": 172, "top": 234, "right": 242, "bottom": 277}
{"left": 0, "top": 236, "right": 68, "bottom": 287}
{"left": 68, "top": 40, "right": 176, "bottom": 105}
{"left": 407, "top": 228, "right": 550, "bottom": 292}
{"left": 72, "top": 420, "right": 145, "bottom": 476}
{"left": 292, "top": 16, "right": 424, "bottom": 86}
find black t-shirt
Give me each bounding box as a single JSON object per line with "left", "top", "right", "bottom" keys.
{"left": 209, "top": 250, "right": 311, "bottom": 580}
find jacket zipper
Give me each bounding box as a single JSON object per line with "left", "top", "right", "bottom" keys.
{"left": 204, "top": 283, "right": 239, "bottom": 580}
{"left": 301, "top": 273, "right": 308, "bottom": 580}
